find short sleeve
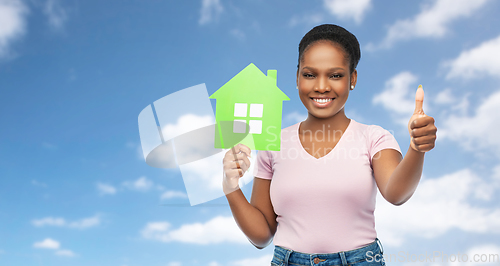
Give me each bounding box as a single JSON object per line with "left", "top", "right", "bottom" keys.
{"left": 254, "top": 150, "right": 273, "bottom": 180}
{"left": 368, "top": 125, "right": 402, "bottom": 162}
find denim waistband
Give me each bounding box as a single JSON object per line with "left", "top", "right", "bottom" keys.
{"left": 272, "top": 238, "right": 384, "bottom": 266}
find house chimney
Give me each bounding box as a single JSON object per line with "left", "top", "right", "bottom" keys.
{"left": 267, "top": 70, "right": 277, "bottom": 85}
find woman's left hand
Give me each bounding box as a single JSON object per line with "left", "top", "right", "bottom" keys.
{"left": 407, "top": 85, "right": 437, "bottom": 152}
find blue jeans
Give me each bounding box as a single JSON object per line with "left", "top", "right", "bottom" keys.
{"left": 271, "top": 238, "right": 386, "bottom": 266}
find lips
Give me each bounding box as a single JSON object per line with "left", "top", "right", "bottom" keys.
{"left": 310, "top": 97, "right": 334, "bottom": 108}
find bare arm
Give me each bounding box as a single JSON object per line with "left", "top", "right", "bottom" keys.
{"left": 373, "top": 85, "right": 437, "bottom": 205}
{"left": 373, "top": 148, "right": 424, "bottom": 205}
{"left": 225, "top": 178, "right": 277, "bottom": 249}
{"left": 223, "top": 144, "right": 277, "bottom": 249}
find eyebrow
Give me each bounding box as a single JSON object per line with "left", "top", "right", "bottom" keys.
{"left": 301, "top": 66, "right": 345, "bottom": 71}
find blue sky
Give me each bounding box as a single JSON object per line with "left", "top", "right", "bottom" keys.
{"left": 1, "top": 0, "right": 500, "bottom": 265}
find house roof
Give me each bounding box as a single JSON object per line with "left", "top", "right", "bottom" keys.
{"left": 209, "top": 63, "right": 290, "bottom": 102}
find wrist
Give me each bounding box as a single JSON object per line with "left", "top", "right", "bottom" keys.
{"left": 408, "top": 143, "right": 425, "bottom": 155}
{"left": 222, "top": 178, "right": 240, "bottom": 195}
{"left": 223, "top": 184, "right": 240, "bottom": 195}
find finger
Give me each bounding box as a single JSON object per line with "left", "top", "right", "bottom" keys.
{"left": 411, "top": 124, "right": 437, "bottom": 137}
{"left": 412, "top": 135, "right": 436, "bottom": 146}
{"left": 231, "top": 156, "right": 251, "bottom": 170}
{"left": 232, "top": 144, "right": 252, "bottom": 158}
{"left": 413, "top": 143, "right": 435, "bottom": 153}
{"left": 232, "top": 153, "right": 250, "bottom": 161}
{"left": 230, "top": 160, "right": 244, "bottom": 169}
{"left": 241, "top": 156, "right": 251, "bottom": 171}
{"left": 227, "top": 168, "right": 243, "bottom": 178}
{"left": 231, "top": 146, "right": 239, "bottom": 164}
{"left": 414, "top": 85, "right": 425, "bottom": 115}
{"left": 410, "top": 116, "right": 434, "bottom": 130}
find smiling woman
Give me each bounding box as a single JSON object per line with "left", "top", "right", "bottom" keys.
{"left": 222, "top": 24, "right": 437, "bottom": 266}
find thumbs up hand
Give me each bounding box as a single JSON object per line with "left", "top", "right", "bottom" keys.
{"left": 407, "top": 85, "right": 437, "bottom": 152}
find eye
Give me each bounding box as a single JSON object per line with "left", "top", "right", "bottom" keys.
{"left": 330, "top": 73, "right": 343, "bottom": 79}
{"left": 303, "top": 73, "right": 315, "bottom": 78}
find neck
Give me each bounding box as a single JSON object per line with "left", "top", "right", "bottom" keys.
{"left": 300, "top": 108, "right": 350, "bottom": 135}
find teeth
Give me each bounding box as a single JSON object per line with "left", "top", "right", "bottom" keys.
{"left": 313, "top": 98, "right": 332, "bottom": 103}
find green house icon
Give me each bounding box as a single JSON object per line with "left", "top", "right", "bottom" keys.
{"left": 209, "top": 63, "right": 290, "bottom": 151}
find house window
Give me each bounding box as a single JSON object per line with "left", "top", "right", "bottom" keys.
{"left": 233, "top": 103, "right": 263, "bottom": 134}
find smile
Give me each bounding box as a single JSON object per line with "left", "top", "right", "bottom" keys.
{"left": 310, "top": 97, "right": 334, "bottom": 108}
{"left": 312, "top": 98, "right": 332, "bottom": 103}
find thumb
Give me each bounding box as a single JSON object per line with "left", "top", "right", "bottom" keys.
{"left": 414, "top": 84, "right": 425, "bottom": 115}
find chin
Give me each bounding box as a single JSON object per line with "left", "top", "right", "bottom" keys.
{"left": 308, "top": 110, "right": 341, "bottom": 119}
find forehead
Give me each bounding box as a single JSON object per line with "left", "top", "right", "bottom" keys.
{"left": 300, "top": 41, "right": 349, "bottom": 66}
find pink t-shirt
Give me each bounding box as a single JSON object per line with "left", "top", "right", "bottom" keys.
{"left": 254, "top": 119, "right": 401, "bottom": 253}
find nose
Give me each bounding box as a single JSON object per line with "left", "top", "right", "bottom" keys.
{"left": 315, "top": 77, "right": 330, "bottom": 93}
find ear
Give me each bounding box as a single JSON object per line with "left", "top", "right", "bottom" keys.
{"left": 350, "top": 69, "right": 357, "bottom": 87}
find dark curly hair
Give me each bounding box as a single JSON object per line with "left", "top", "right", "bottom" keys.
{"left": 298, "top": 24, "right": 361, "bottom": 73}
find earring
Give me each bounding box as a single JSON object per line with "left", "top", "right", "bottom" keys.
{"left": 296, "top": 86, "right": 298, "bottom": 90}
{"left": 350, "top": 85, "right": 354, "bottom": 90}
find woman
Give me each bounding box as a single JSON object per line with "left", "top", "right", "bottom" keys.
{"left": 222, "top": 24, "right": 437, "bottom": 266}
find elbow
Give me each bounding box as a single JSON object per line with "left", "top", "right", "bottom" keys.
{"left": 385, "top": 194, "right": 411, "bottom": 206}
{"left": 390, "top": 200, "right": 406, "bottom": 206}
{"left": 249, "top": 234, "right": 274, "bottom": 249}
{"left": 382, "top": 186, "right": 414, "bottom": 206}
{"left": 253, "top": 244, "right": 266, "bottom": 250}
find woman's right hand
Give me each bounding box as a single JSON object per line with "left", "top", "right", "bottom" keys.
{"left": 222, "top": 143, "right": 252, "bottom": 195}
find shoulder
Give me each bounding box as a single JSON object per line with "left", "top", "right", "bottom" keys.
{"left": 350, "top": 120, "right": 401, "bottom": 157}
{"left": 350, "top": 119, "right": 393, "bottom": 138}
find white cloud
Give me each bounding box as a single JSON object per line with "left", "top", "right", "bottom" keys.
{"left": 448, "top": 244, "right": 500, "bottom": 266}
{"left": 199, "top": 0, "right": 223, "bottom": 25}
{"left": 32, "top": 217, "right": 65, "bottom": 227}
{"left": 373, "top": 72, "right": 417, "bottom": 116}
{"left": 32, "top": 215, "right": 100, "bottom": 229}
{"left": 375, "top": 168, "right": 500, "bottom": 247}
{"left": 55, "top": 249, "right": 76, "bottom": 257}
{"left": 160, "top": 190, "right": 188, "bottom": 200}
{"left": 167, "top": 262, "right": 182, "bottom": 266}
{"left": 229, "top": 254, "right": 274, "bottom": 266}
{"left": 444, "top": 35, "right": 500, "bottom": 80}
{"left": 323, "top": 0, "right": 371, "bottom": 24}
{"left": 43, "top": 0, "right": 67, "bottom": 30}
{"left": 177, "top": 147, "right": 255, "bottom": 205}
{"left": 372, "top": 71, "right": 428, "bottom": 126}
{"left": 33, "top": 238, "right": 77, "bottom": 257}
{"left": 158, "top": 111, "right": 254, "bottom": 205}
{"left": 122, "top": 176, "right": 153, "bottom": 192}
{"left": 33, "top": 238, "right": 60, "bottom": 249}
{"left": 162, "top": 114, "right": 214, "bottom": 141}
{"left": 439, "top": 89, "right": 500, "bottom": 154}
{"left": 141, "top": 216, "right": 248, "bottom": 244}
{"left": 434, "top": 88, "right": 456, "bottom": 105}
{"left": 369, "top": 0, "right": 491, "bottom": 49}
{"left": 67, "top": 216, "right": 100, "bottom": 229}
{"left": 0, "top": 0, "right": 28, "bottom": 58}
{"left": 96, "top": 182, "right": 117, "bottom": 195}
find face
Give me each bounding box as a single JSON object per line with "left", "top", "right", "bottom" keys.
{"left": 296, "top": 41, "right": 357, "bottom": 120}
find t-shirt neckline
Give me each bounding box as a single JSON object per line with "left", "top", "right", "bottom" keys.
{"left": 296, "top": 119, "right": 355, "bottom": 160}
